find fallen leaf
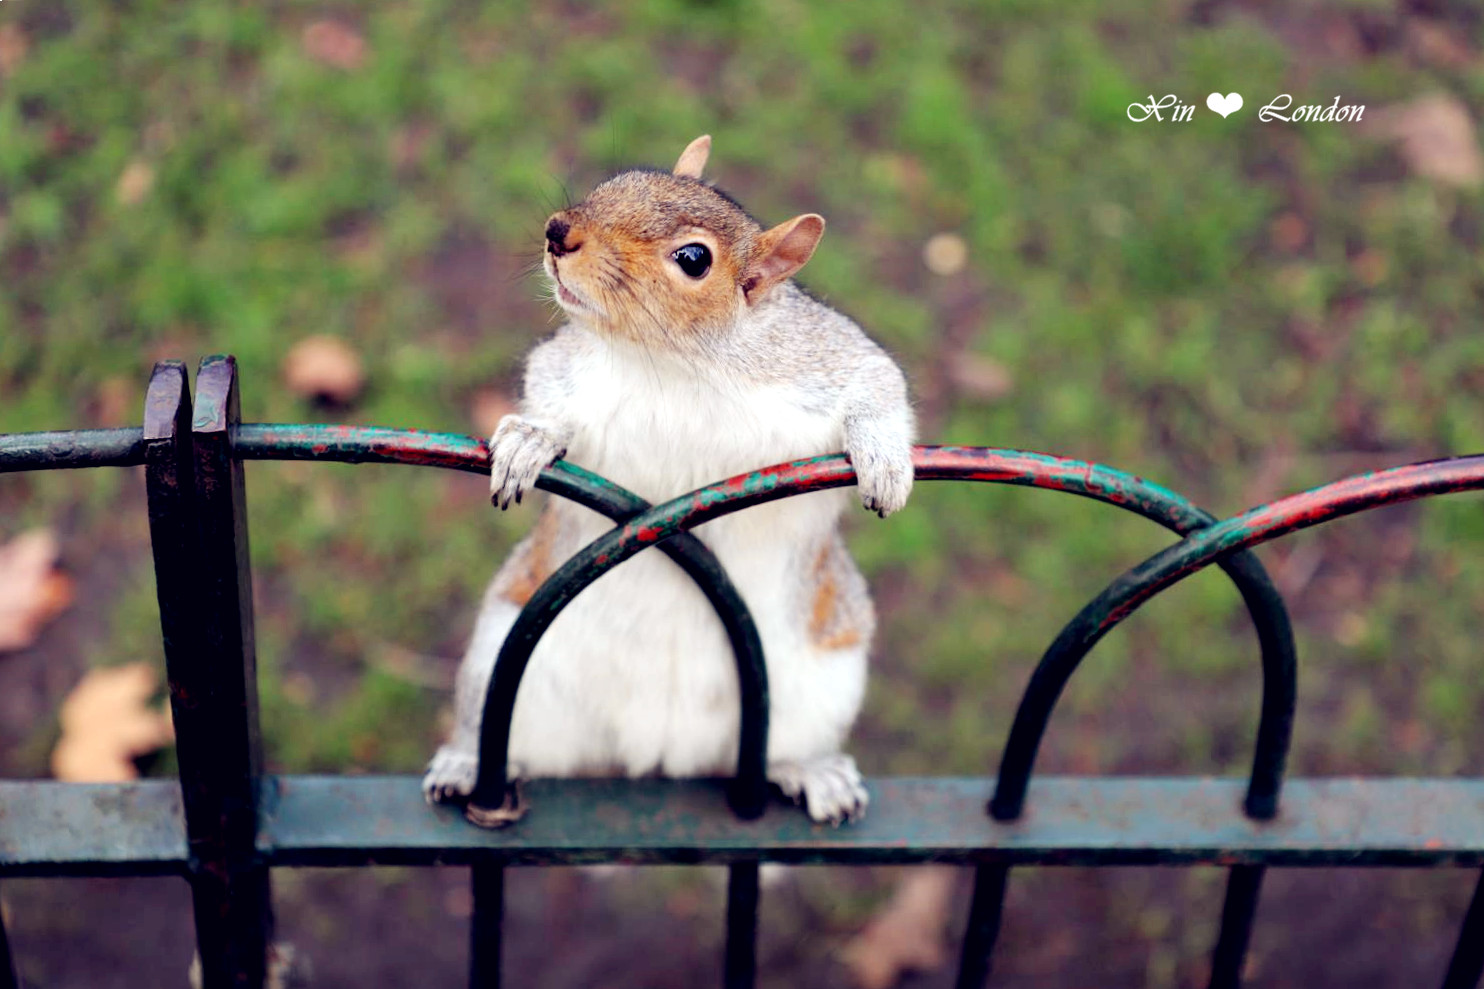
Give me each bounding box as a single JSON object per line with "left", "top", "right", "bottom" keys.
{"left": 470, "top": 388, "right": 517, "bottom": 437}
{"left": 922, "top": 233, "right": 968, "bottom": 276}
{"left": 1368, "top": 93, "right": 1484, "bottom": 189}
{"left": 302, "top": 20, "right": 367, "bottom": 70}
{"left": 841, "top": 867, "right": 958, "bottom": 989}
{"left": 115, "top": 160, "right": 155, "bottom": 206}
{"left": 0, "top": 24, "right": 27, "bottom": 77}
{"left": 948, "top": 354, "right": 1014, "bottom": 402}
{"left": 50, "top": 662, "right": 174, "bottom": 782}
{"left": 0, "top": 530, "right": 75, "bottom": 653}
{"left": 283, "top": 335, "right": 366, "bottom": 407}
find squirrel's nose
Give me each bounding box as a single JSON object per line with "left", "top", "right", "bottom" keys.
{"left": 545, "top": 217, "right": 578, "bottom": 257}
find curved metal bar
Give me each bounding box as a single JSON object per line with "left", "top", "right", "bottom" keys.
{"left": 0, "top": 427, "right": 145, "bottom": 472}
{"left": 990, "top": 453, "right": 1484, "bottom": 822}
{"left": 232, "top": 423, "right": 773, "bottom": 818}
{"left": 463, "top": 446, "right": 1294, "bottom": 828}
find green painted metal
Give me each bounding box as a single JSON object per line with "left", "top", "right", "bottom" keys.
{"left": 6, "top": 776, "right": 1484, "bottom": 874}
{"left": 0, "top": 781, "right": 186, "bottom": 876}
{"left": 0, "top": 427, "right": 144, "bottom": 472}
{"left": 466, "top": 446, "right": 1296, "bottom": 832}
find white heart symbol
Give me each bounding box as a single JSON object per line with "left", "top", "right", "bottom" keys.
{"left": 1206, "top": 92, "right": 1243, "bottom": 118}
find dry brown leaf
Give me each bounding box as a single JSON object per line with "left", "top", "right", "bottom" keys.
{"left": 841, "top": 867, "right": 959, "bottom": 989}
{"left": 115, "top": 160, "right": 155, "bottom": 206}
{"left": 0, "top": 530, "right": 75, "bottom": 653}
{"left": 302, "top": 20, "right": 367, "bottom": 70}
{"left": 1368, "top": 93, "right": 1484, "bottom": 189}
{"left": 51, "top": 662, "right": 174, "bottom": 782}
{"left": 0, "top": 24, "right": 27, "bottom": 77}
{"left": 283, "top": 335, "right": 366, "bottom": 406}
{"left": 470, "top": 388, "right": 517, "bottom": 437}
{"left": 922, "top": 233, "right": 967, "bottom": 276}
{"left": 948, "top": 354, "right": 1014, "bottom": 402}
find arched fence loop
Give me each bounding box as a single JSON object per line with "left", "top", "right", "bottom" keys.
{"left": 465, "top": 446, "right": 1296, "bottom": 832}
{"left": 229, "top": 424, "right": 773, "bottom": 822}
{"left": 991, "top": 453, "right": 1484, "bottom": 823}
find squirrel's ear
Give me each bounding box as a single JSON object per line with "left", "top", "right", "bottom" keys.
{"left": 743, "top": 214, "right": 825, "bottom": 303}
{"left": 673, "top": 135, "right": 711, "bottom": 179}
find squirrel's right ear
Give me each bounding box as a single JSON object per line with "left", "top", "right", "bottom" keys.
{"left": 673, "top": 135, "right": 711, "bottom": 179}
{"left": 742, "top": 214, "right": 825, "bottom": 304}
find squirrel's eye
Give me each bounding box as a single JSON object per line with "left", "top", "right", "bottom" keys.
{"left": 671, "top": 243, "right": 712, "bottom": 279}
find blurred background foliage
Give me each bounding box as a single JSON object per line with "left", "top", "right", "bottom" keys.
{"left": 3, "top": 0, "right": 1484, "bottom": 985}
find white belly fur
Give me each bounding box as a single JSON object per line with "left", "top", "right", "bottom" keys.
{"left": 498, "top": 347, "right": 869, "bottom": 778}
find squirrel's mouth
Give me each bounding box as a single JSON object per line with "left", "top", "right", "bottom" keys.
{"left": 550, "top": 270, "right": 602, "bottom": 318}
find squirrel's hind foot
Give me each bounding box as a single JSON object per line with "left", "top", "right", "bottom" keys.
{"left": 423, "top": 745, "right": 479, "bottom": 805}
{"left": 770, "top": 753, "right": 869, "bottom": 825}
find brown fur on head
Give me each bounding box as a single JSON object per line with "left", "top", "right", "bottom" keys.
{"left": 541, "top": 136, "right": 825, "bottom": 347}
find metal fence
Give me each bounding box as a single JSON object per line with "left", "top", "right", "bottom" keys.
{"left": 1, "top": 355, "right": 1482, "bottom": 989}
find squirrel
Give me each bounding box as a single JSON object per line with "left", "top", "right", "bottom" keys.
{"left": 422, "top": 136, "right": 916, "bottom": 823}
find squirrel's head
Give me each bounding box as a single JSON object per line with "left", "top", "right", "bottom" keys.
{"left": 541, "top": 136, "right": 825, "bottom": 345}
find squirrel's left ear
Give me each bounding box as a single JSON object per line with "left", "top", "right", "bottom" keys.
{"left": 673, "top": 135, "right": 711, "bottom": 179}
{"left": 742, "top": 214, "right": 825, "bottom": 304}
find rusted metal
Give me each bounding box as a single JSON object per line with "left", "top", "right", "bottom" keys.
{"left": 181, "top": 357, "right": 273, "bottom": 989}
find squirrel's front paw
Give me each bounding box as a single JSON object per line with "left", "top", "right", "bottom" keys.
{"left": 771, "top": 753, "right": 869, "bottom": 825}
{"left": 489, "top": 415, "right": 568, "bottom": 509}
{"left": 849, "top": 444, "right": 914, "bottom": 518}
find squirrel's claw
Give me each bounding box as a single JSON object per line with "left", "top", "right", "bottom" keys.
{"left": 849, "top": 445, "right": 914, "bottom": 518}
{"left": 770, "top": 753, "right": 869, "bottom": 825}
{"left": 489, "top": 414, "right": 567, "bottom": 510}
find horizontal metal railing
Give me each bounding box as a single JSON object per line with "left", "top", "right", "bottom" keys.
{"left": 1, "top": 355, "right": 1482, "bottom": 989}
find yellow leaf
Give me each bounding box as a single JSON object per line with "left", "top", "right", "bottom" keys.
{"left": 51, "top": 663, "right": 174, "bottom": 783}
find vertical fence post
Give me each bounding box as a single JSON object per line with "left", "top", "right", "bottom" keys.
{"left": 469, "top": 864, "right": 504, "bottom": 988}
{"left": 146, "top": 357, "right": 272, "bottom": 988}
{"left": 0, "top": 887, "right": 19, "bottom": 989}
{"left": 724, "top": 862, "right": 760, "bottom": 989}
{"left": 1441, "top": 870, "right": 1484, "bottom": 989}
{"left": 955, "top": 864, "right": 1008, "bottom": 989}
{"left": 1207, "top": 864, "right": 1263, "bottom": 989}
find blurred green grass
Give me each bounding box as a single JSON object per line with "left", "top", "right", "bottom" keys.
{"left": 2, "top": 0, "right": 1484, "bottom": 867}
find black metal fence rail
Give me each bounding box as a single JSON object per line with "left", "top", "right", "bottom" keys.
{"left": 1, "top": 355, "right": 1482, "bottom": 989}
